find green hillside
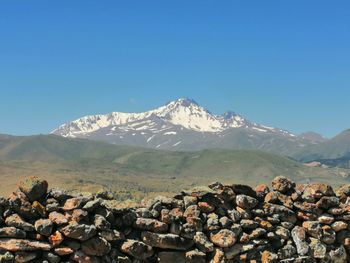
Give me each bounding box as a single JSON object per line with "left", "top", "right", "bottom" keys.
{"left": 0, "top": 134, "right": 348, "bottom": 201}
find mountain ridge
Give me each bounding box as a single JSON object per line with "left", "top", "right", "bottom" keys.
{"left": 293, "top": 129, "right": 350, "bottom": 167}
{"left": 52, "top": 98, "right": 314, "bottom": 153}
{"left": 52, "top": 98, "right": 294, "bottom": 136}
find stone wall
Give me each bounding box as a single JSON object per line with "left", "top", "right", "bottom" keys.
{"left": 1, "top": 176, "right": 350, "bottom": 262}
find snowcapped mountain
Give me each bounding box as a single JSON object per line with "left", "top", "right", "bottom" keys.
{"left": 52, "top": 98, "right": 310, "bottom": 153}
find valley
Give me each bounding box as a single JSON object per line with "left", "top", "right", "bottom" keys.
{"left": 0, "top": 134, "right": 349, "bottom": 202}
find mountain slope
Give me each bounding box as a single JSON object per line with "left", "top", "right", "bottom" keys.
{"left": 0, "top": 134, "right": 348, "bottom": 199}
{"left": 299, "top": 132, "right": 327, "bottom": 143}
{"left": 52, "top": 98, "right": 313, "bottom": 154}
{"left": 293, "top": 129, "right": 350, "bottom": 167}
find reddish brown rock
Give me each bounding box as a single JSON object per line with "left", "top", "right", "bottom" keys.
{"left": 0, "top": 227, "right": 26, "bottom": 238}
{"left": 120, "top": 239, "right": 154, "bottom": 260}
{"left": 198, "top": 202, "right": 215, "bottom": 213}
{"left": 49, "top": 211, "right": 68, "bottom": 225}
{"left": 5, "top": 214, "right": 34, "bottom": 232}
{"left": 54, "top": 247, "right": 74, "bottom": 256}
{"left": 271, "top": 176, "right": 294, "bottom": 193}
{"left": 255, "top": 183, "right": 269, "bottom": 198}
{"left": 184, "top": 205, "right": 201, "bottom": 218}
{"left": 63, "top": 198, "right": 83, "bottom": 211}
{"left": 261, "top": 250, "right": 278, "bottom": 263}
{"left": 81, "top": 237, "right": 111, "bottom": 256}
{"left": 302, "top": 183, "right": 335, "bottom": 202}
{"left": 210, "top": 229, "right": 237, "bottom": 248}
{"left": 0, "top": 239, "right": 51, "bottom": 252}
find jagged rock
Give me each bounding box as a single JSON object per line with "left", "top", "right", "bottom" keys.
{"left": 227, "top": 209, "right": 241, "bottom": 222}
{"left": 43, "top": 252, "right": 60, "bottom": 263}
{"left": 255, "top": 183, "right": 270, "bottom": 198}
{"left": 302, "top": 221, "right": 321, "bottom": 238}
{"left": 134, "top": 218, "right": 168, "bottom": 233}
{"left": 275, "top": 226, "right": 290, "bottom": 240}
{"left": 34, "top": 219, "right": 53, "bottom": 237}
{"left": 0, "top": 227, "right": 26, "bottom": 238}
{"left": 272, "top": 176, "right": 294, "bottom": 193}
{"left": 240, "top": 219, "right": 258, "bottom": 230}
{"left": 184, "top": 205, "right": 201, "bottom": 218}
{"left": 291, "top": 226, "right": 309, "bottom": 256}
{"left": 309, "top": 238, "right": 326, "bottom": 259}
{"left": 62, "top": 197, "right": 83, "bottom": 211}
{"left": 193, "top": 231, "right": 214, "bottom": 252}
{"left": 210, "top": 229, "right": 237, "bottom": 248}
{"left": 98, "top": 229, "right": 124, "bottom": 242}
{"left": 157, "top": 251, "right": 186, "bottom": 263}
{"left": 225, "top": 243, "right": 254, "bottom": 259}
{"left": 15, "top": 252, "right": 37, "bottom": 263}
{"left": 0, "top": 252, "right": 14, "bottom": 263}
{"left": 0, "top": 239, "right": 51, "bottom": 252}
{"left": 48, "top": 211, "right": 68, "bottom": 225}
{"left": 32, "top": 201, "right": 46, "bottom": 217}
{"left": 331, "top": 221, "right": 348, "bottom": 232}
{"left": 230, "top": 184, "right": 256, "bottom": 197}
{"left": 141, "top": 231, "right": 193, "bottom": 250}
{"left": 302, "top": 183, "right": 335, "bottom": 202}
{"left": 235, "top": 194, "right": 258, "bottom": 209}
{"left": 54, "top": 247, "right": 74, "bottom": 256}
{"left": 120, "top": 240, "right": 153, "bottom": 260}
{"left": 81, "top": 237, "right": 111, "bottom": 256}
{"left": 278, "top": 244, "right": 297, "bottom": 259}
{"left": 71, "top": 250, "right": 100, "bottom": 263}
{"left": 185, "top": 249, "right": 206, "bottom": 263}
{"left": 94, "top": 214, "right": 110, "bottom": 231}
{"left": 5, "top": 214, "right": 34, "bottom": 232}
{"left": 329, "top": 246, "right": 347, "bottom": 263}
{"left": 261, "top": 250, "right": 279, "bottom": 263}
{"left": 48, "top": 230, "right": 64, "bottom": 246}
{"left": 59, "top": 222, "right": 96, "bottom": 241}
{"left": 316, "top": 196, "right": 339, "bottom": 209}
{"left": 318, "top": 213, "right": 334, "bottom": 224}
{"left": 18, "top": 176, "right": 48, "bottom": 202}
{"left": 83, "top": 199, "right": 101, "bottom": 212}
{"left": 321, "top": 225, "right": 336, "bottom": 244}
{"left": 264, "top": 203, "right": 296, "bottom": 223}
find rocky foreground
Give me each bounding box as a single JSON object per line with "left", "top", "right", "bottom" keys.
{"left": 1, "top": 177, "right": 350, "bottom": 262}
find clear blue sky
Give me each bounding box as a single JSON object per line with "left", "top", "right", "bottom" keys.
{"left": 1, "top": 1, "right": 350, "bottom": 137}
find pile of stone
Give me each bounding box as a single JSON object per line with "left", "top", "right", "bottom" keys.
{"left": 1, "top": 176, "right": 350, "bottom": 262}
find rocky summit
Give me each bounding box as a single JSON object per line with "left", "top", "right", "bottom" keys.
{"left": 1, "top": 176, "right": 350, "bottom": 262}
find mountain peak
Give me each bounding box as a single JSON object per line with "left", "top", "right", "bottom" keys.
{"left": 300, "top": 132, "right": 327, "bottom": 142}
{"left": 221, "top": 111, "right": 238, "bottom": 120}
{"left": 164, "top": 98, "right": 200, "bottom": 108}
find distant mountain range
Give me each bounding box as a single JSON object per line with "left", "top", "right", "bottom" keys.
{"left": 52, "top": 98, "right": 320, "bottom": 155}
{"left": 293, "top": 129, "right": 350, "bottom": 168}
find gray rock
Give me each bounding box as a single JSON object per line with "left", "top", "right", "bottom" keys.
{"left": 291, "top": 226, "right": 309, "bottom": 256}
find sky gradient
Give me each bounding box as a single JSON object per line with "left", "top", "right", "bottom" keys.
{"left": 1, "top": 1, "right": 350, "bottom": 137}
